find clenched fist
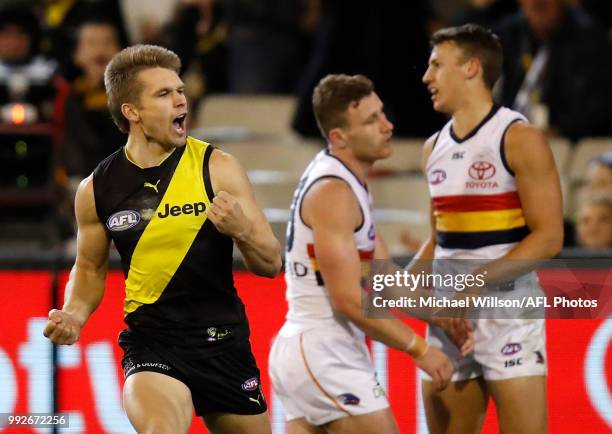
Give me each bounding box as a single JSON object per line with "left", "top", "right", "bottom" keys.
{"left": 43, "top": 309, "right": 81, "bottom": 345}
{"left": 431, "top": 318, "right": 474, "bottom": 357}
{"left": 415, "top": 345, "right": 455, "bottom": 391}
{"left": 207, "top": 191, "right": 252, "bottom": 239}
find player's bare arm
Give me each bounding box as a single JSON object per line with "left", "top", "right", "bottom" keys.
{"left": 208, "top": 148, "right": 282, "bottom": 278}
{"left": 475, "top": 123, "right": 563, "bottom": 283}
{"left": 505, "top": 123, "right": 563, "bottom": 258}
{"left": 410, "top": 132, "right": 439, "bottom": 264}
{"left": 374, "top": 231, "right": 391, "bottom": 260}
{"left": 304, "top": 178, "right": 454, "bottom": 391}
{"left": 408, "top": 133, "right": 474, "bottom": 354}
{"left": 379, "top": 134, "right": 437, "bottom": 297}
{"left": 43, "top": 175, "right": 111, "bottom": 345}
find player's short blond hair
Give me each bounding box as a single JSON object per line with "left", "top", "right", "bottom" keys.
{"left": 104, "top": 45, "right": 181, "bottom": 133}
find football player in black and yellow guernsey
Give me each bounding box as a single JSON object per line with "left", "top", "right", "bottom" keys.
{"left": 43, "top": 45, "right": 282, "bottom": 434}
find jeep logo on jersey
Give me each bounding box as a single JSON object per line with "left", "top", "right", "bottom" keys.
{"left": 157, "top": 202, "right": 207, "bottom": 218}
{"left": 501, "top": 342, "right": 522, "bottom": 356}
{"left": 241, "top": 377, "right": 259, "bottom": 392}
{"left": 468, "top": 161, "right": 496, "bottom": 180}
{"left": 429, "top": 169, "right": 447, "bottom": 185}
{"left": 107, "top": 210, "right": 140, "bottom": 231}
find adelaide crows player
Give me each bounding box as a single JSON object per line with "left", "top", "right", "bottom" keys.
{"left": 269, "top": 74, "right": 460, "bottom": 434}
{"left": 418, "top": 25, "right": 563, "bottom": 434}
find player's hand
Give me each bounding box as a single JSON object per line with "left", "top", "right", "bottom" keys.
{"left": 43, "top": 309, "right": 81, "bottom": 345}
{"left": 415, "top": 346, "right": 454, "bottom": 392}
{"left": 431, "top": 318, "right": 474, "bottom": 357}
{"left": 207, "top": 191, "right": 252, "bottom": 239}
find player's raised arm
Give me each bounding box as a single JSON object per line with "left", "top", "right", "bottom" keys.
{"left": 43, "top": 175, "right": 110, "bottom": 345}
{"left": 208, "top": 149, "right": 282, "bottom": 278}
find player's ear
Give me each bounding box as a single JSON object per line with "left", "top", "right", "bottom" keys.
{"left": 328, "top": 127, "right": 348, "bottom": 149}
{"left": 121, "top": 103, "right": 140, "bottom": 124}
{"left": 464, "top": 57, "right": 481, "bottom": 81}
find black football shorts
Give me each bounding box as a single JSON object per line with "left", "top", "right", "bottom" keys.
{"left": 118, "top": 328, "right": 267, "bottom": 416}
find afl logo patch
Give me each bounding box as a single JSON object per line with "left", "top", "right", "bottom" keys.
{"left": 368, "top": 224, "right": 376, "bottom": 240}
{"left": 429, "top": 169, "right": 447, "bottom": 185}
{"left": 241, "top": 377, "right": 259, "bottom": 392}
{"left": 501, "top": 342, "right": 522, "bottom": 356}
{"left": 107, "top": 210, "right": 140, "bottom": 231}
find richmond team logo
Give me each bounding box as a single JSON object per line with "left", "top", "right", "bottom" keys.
{"left": 468, "top": 161, "right": 496, "bottom": 180}
{"left": 429, "top": 169, "right": 447, "bottom": 185}
{"left": 107, "top": 210, "right": 140, "bottom": 231}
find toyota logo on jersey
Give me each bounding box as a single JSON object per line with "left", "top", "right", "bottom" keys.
{"left": 468, "top": 161, "right": 496, "bottom": 180}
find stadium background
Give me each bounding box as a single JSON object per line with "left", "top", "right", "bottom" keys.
{"left": 1, "top": 0, "right": 611, "bottom": 433}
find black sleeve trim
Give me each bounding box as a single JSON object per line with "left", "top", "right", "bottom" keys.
{"left": 203, "top": 145, "right": 215, "bottom": 199}
{"left": 431, "top": 131, "right": 441, "bottom": 150}
{"left": 91, "top": 169, "right": 105, "bottom": 228}
{"left": 500, "top": 118, "right": 523, "bottom": 177}
{"left": 299, "top": 175, "right": 365, "bottom": 233}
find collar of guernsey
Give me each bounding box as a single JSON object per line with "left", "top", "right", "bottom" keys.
{"left": 124, "top": 136, "right": 212, "bottom": 316}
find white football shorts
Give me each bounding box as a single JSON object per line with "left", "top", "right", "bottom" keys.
{"left": 269, "top": 323, "right": 389, "bottom": 425}
{"left": 424, "top": 317, "right": 547, "bottom": 382}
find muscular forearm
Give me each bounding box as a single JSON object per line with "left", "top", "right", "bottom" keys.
{"left": 475, "top": 229, "right": 562, "bottom": 285}
{"left": 370, "top": 237, "right": 438, "bottom": 321}
{"left": 410, "top": 236, "right": 436, "bottom": 262}
{"left": 335, "top": 296, "right": 415, "bottom": 352}
{"left": 235, "top": 229, "right": 282, "bottom": 278}
{"left": 62, "top": 263, "right": 107, "bottom": 326}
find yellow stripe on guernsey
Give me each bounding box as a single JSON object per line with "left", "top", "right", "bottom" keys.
{"left": 124, "top": 137, "right": 210, "bottom": 315}
{"left": 435, "top": 208, "right": 526, "bottom": 233}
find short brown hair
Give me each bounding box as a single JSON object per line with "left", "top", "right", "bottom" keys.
{"left": 312, "top": 74, "right": 374, "bottom": 139}
{"left": 104, "top": 44, "right": 181, "bottom": 133}
{"left": 431, "top": 24, "right": 502, "bottom": 90}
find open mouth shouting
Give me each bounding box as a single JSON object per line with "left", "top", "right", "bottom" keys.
{"left": 172, "top": 113, "right": 187, "bottom": 135}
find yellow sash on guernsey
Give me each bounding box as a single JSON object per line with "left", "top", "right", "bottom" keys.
{"left": 124, "top": 137, "right": 211, "bottom": 315}
{"left": 435, "top": 208, "right": 526, "bottom": 233}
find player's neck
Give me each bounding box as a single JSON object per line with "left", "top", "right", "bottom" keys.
{"left": 125, "top": 130, "right": 176, "bottom": 168}
{"left": 451, "top": 94, "right": 494, "bottom": 140}
{"left": 329, "top": 148, "right": 371, "bottom": 185}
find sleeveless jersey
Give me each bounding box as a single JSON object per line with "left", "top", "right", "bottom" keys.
{"left": 93, "top": 136, "right": 247, "bottom": 344}
{"left": 281, "top": 149, "right": 376, "bottom": 336}
{"left": 426, "top": 105, "right": 529, "bottom": 260}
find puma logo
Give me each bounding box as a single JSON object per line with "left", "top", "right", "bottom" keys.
{"left": 144, "top": 180, "right": 160, "bottom": 193}
{"left": 249, "top": 394, "right": 262, "bottom": 406}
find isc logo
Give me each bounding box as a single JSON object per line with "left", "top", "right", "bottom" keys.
{"left": 107, "top": 210, "right": 140, "bottom": 231}
{"left": 157, "top": 202, "right": 207, "bottom": 218}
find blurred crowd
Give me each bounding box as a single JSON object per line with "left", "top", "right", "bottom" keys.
{"left": 0, "top": 0, "right": 610, "bottom": 252}
{"left": 574, "top": 152, "right": 612, "bottom": 251}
